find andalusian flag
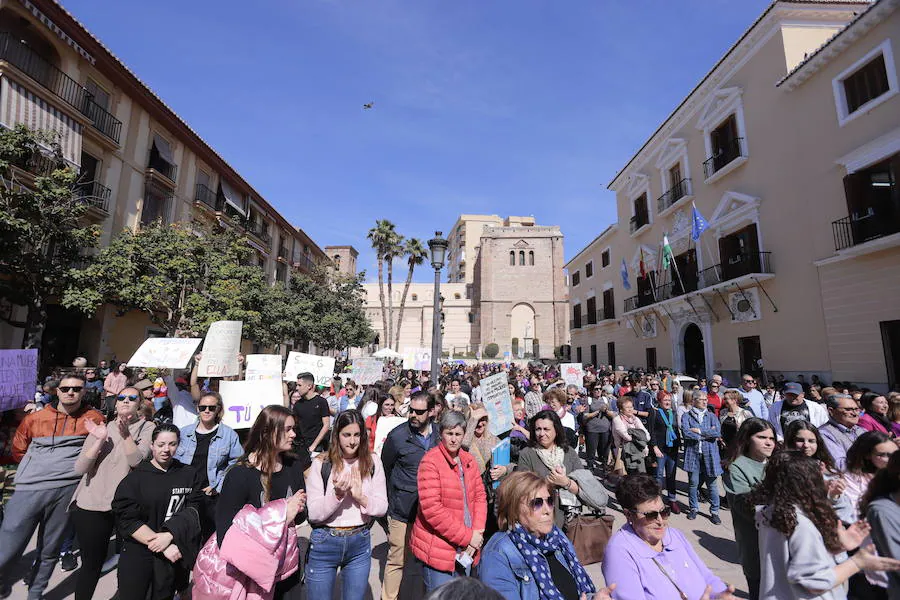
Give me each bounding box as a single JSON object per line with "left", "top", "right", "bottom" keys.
{"left": 661, "top": 234, "right": 674, "bottom": 270}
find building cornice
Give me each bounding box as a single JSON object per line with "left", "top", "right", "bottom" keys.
{"left": 565, "top": 224, "right": 619, "bottom": 269}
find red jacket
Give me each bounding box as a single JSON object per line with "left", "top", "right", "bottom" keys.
{"left": 410, "top": 442, "right": 487, "bottom": 572}
{"left": 365, "top": 415, "right": 378, "bottom": 452}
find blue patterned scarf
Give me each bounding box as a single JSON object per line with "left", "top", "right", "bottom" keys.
{"left": 657, "top": 407, "right": 677, "bottom": 447}
{"left": 508, "top": 523, "right": 596, "bottom": 600}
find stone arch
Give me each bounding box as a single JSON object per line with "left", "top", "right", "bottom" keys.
{"left": 510, "top": 302, "right": 536, "bottom": 343}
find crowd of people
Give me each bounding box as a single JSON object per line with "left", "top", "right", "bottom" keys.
{"left": 2, "top": 356, "right": 900, "bottom": 600}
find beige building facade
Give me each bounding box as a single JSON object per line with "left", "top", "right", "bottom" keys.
{"left": 356, "top": 215, "right": 569, "bottom": 359}
{"left": 568, "top": 0, "right": 900, "bottom": 391}
{"left": 0, "top": 0, "right": 327, "bottom": 364}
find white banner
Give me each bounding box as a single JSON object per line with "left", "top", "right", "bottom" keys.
{"left": 197, "top": 321, "right": 243, "bottom": 377}
{"left": 219, "top": 379, "right": 284, "bottom": 430}
{"left": 401, "top": 347, "right": 431, "bottom": 371}
{"left": 373, "top": 416, "right": 407, "bottom": 455}
{"left": 283, "top": 352, "right": 335, "bottom": 387}
{"left": 127, "top": 337, "right": 202, "bottom": 369}
{"left": 245, "top": 354, "right": 283, "bottom": 381}
{"left": 351, "top": 358, "right": 384, "bottom": 385}
{"left": 560, "top": 363, "right": 585, "bottom": 387}
{"left": 480, "top": 371, "right": 513, "bottom": 436}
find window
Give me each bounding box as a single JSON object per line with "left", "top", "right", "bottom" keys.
{"left": 630, "top": 194, "right": 650, "bottom": 233}
{"left": 572, "top": 271, "right": 580, "bottom": 286}
{"left": 576, "top": 347, "right": 583, "bottom": 364}
{"left": 572, "top": 304, "right": 582, "bottom": 329}
{"left": 602, "top": 289, "right": 615, "bottom": 320}
{"left": 529, "top": 251, "right": 535, "bottom": 266}
{"left": 510, "top": 251, "right": 515, "bottom": 266}
{"left": 585, "top": 261, "right": 593, "bottom": 278}
{"left": 646, "top": 348, "right": 657, "bottom": 372}
{"left": 468, "top": 312, "right": 475, "bottom": 324}
{"left": 141, "top": 180, "right": 173, "bottom": 226}
{"left": 586, "top": 297, "right": 597, "bottom": 325}
{"left": 704, "top": 115, "right": 742, "bottom": 178}
{"left": 838, "top": 153, "right": 900, "bottom": 248}
{"left": 833, "top": 41, "right": 898, "bottom": 126}
{"left": 607, "top": 342, "right": 616, "bottom": 369}
{"left": 718, "top": 223, "right": 762, "bottom": 281}
{"left": 454, "top": 293, "right": 461, "bottom": 300}
{"left": 412, "top": 294, "right": 418, "bottom": 301}
{"left": 845, "top": 55, "right": 890, "bottom": 114}
{"left": 148, "top": 133, "right": 177, "bottom": 182}
{"left": 519, "top": 251, "right": 525, "bottom": 266}
{"left": 590, "top": 345, "right": 598, "bottom": 367}
{"left": 85, "top": 78, "right": 110, "bottom": 110}
{"left": 601, "top": 250, "right": 610, "bottom": 268}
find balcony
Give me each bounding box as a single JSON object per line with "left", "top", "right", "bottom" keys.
{"left": 0, "top": 33, "right": 122, "bottom": 144}
{"left": 832, "top": 214, "right": 900, "bottom": 252}
{"left": 194, "top": 183, "right": 220, "bottom": 211}
{"left": 629, "top": 209, "right": 650, "bottom": 235}
{"left": 246, "top": 220, "right": 271, "bottom": 245}
{"left": 147, "top": 153, "right": 177, "bottom": 184}
{"left": 569, "top": 318, "right": 583, "bottom": 330}
{"left": 703, "top": 138, "right": 745, "bottom": 180}
{"left": 277, "top": 246, "right": 289, "bottom": 261}
{"left": 657, "top": 178, "right": 693, "bottom": 214}
{"left": 293, "top": 254, "right": 316, "bottom": 271}
{"left": 75, "top": 180, "right": 111, "bottom": 215}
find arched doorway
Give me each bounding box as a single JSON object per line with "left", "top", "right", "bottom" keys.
{"left": 683, "top": 323, "right": 706, "bottom": 378}
{"left": 510, "top": 303, "right": 535, "bottom": 358}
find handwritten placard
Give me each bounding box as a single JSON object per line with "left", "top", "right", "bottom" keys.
{"left": 197, "top": 321, "right": 243, "bottom": 377}
{"left": 480, "top": 371, "right": 513, "bottom": 436}
{"left": 401, "top": 347, "right": 431, "bottom": 371}
{"left": 0, "top": 349, "right": 38, "bottom": 411}
{"left": 245, "top": 354, "right": 283, "bottom": 381}
{"left": 373, "top": 416, "right": 407, "bottom": 455}
{"left": 351, "top": 358, "right": 384, "bottom": 385}
{"left": 561, "top": 363, "right": 585, "bottom": 387}
{"left": 283, "top": 352, "right": 335, "bottom": 387}
{"left": 127, "top": 337, "right": 202, "bottom": 369}
{"left": 219, "top": 379, "right": 284, "bottom": 430}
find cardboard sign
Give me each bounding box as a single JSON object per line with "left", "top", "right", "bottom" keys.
{"left": 0, "top": 349, "right": 38, "bottom": 411}
{"left": 561, "top": 363, "right": 585, "bottom": 387}
{"left": 491, "top": 438, "right": 511, "bottom": 489}
{"left": 372, "top": 416, "right": 407, "bottom": 456}
{"left": 283, "top": 352, "right": 335, "bottom": 387}
{"left": 219, "top": 379, "right": 284, "bottom": 429}
{"left": 245, "top": 354, "right": 283, "bottom": 381}
{"left": 197, "top": 321, "right": 243, "bottom": 377}
{"left": 401, "top": 347, "right": 431, "bottom": 371}
{"left": 351, "top": 358, "right": 384, "bottom": 385}
{"left": 480, "top": 371, "right": 513, "bottom": 436}
{"left": 127, "top": 337, "right": 202, "bottom": 369}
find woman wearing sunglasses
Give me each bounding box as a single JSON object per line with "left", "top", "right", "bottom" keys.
{"left": 70, "top": 386, "right": 155, "bottom": 600}
{"left": 174, "top": 391, "right": 242, "bottom": 540}
{"left": 480, "top": 471, "right": 612, "bottom": 600}
{"left": 603, "top": 474, "right": 737, "bottom": 600}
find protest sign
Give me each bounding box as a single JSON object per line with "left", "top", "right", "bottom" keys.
{"left": 283, "top": 352, "right": 335, "bottom": 387}
{"left": 197, "top": 321, "right": 243, "bottom": 377}
{"left": 491, "top": 438, "right": 511, "bottom": 489}
{"left": 373, "top": 416, "right": 406, "bottom": 455}
{"left": 480, "top": 371, "right": 513, "bottom": 436}
{"left": 351, "top": 358, "right": 384, "bottom": 385}
{"left": 561, "top": 363, "right": 585, "bottom": 387}
{"left": 401, "top": 347, "right": 431, "bottom": 371}
{"left": 245, "top": 354, "right": 283, "bottom": 381}
{"left": 0, "top": 349, "right": 38, "bottom": 411}
{"left": 128, "top": 337, "right": 202, "bottom": 369}
{"left": 219, "top": 379, "right": 284, "bottom": 429}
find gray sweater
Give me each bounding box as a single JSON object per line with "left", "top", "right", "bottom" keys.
{"left": 868, "top": 497, "right": 900, "bottom": 600}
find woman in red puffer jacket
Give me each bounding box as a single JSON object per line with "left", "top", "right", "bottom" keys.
{"left": 410, "top": 410, "right": 488, "bottom": 592}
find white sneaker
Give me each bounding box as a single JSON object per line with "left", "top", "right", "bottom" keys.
{"left": 101, "top": 553, "right": 120, "bottom": 573}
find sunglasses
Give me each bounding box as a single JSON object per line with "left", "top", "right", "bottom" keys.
{"left": 58, "top": 386, "right": 83, "bottom": 393}
{"left": 631, "top": 506, "right": 672, "bottom": 521}
{"left": 117, "top": 394, "right": 140, "bottom": 402}
{"left": 528, "top": 495, "right": 555, "bottom": 511}
{"left": 409, "top": 407, "right": 429, "bottom": 415}
{"left": 198, "top": 405, "right": 218, "bottom": 412}
{"left": 743, "top": 380, "right": 756, "bottom": 385}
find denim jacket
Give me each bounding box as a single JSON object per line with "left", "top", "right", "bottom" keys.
{"left": 174, "top": 422, "right": 243, "bottom": 491}
{"left": 479, "top": 530, "right": 577, "bottom": 600}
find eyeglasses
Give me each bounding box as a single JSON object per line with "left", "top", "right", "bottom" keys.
{"left": 837, "top": 407, "right": 860, "bottom": 413}
{"left": 198, "top": 405, "right": 218, "bottom": 412}
{"left": 631, "top": 506, "right": 672, "bottom": 521}
{"left": 117, "top": 394, "right": 140, "bottom": 402}
{"left": 528, "top": 495, "right": 555, "bottom": 511}
{"left": 409, "top": 407, "right": 429, "bottom": 415}
{"left": 743, "top": 380, "right": 756, "bottom": 385}
{"left": 58, "top": 386, "right": 83, "bottom": 393}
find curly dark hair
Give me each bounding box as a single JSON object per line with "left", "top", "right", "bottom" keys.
{"left": 846, "top": 430, "right": 893, "bottom": 475}
{"left": 859, "top": 450, "right": 900, "bottom": 517}
{"left": 617, "top": 473, "right": 662, "bottom": 511}
{"left": 783, "top": 421, "right": 837, "bottom": 474}
{"left": 747, "top": 451, "right": 842, "bottom": 553}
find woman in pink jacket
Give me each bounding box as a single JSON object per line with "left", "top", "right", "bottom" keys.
{"left": 410, "top": 410, "right": 488, "bottom": 593}
{"left": 305, "top": 410, "right": 387, "bottom": 600}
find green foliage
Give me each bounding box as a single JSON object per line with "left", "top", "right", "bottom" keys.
{"left": 484, "top": 343, "right": 500, "bottom": 358}
{"left": 286, "top": 267, "right": 374, "bottom": 351}
{"left": 0, "top": 125, "right": 99, "bottom": 348}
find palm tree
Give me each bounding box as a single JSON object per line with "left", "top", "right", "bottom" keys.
{"left": 367, "top": 220, "right": 396, "bottom": 349}
{"left": 383, "top": 229, "right": 405, "bottom": 352}
{"left": 394, "top": 237, "right": 427, "bottom": 351}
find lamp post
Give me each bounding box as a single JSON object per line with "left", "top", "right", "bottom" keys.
{"left": 427, "top": 231, "right": 448, "bottom": 381}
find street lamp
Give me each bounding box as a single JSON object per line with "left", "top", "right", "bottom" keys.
{"left": 427, "top": 231, "right": 448, "bottom": 380}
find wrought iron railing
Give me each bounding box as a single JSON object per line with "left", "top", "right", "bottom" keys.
{"left": 657, "top": 178, "right": 693, "bottom": 213}
{"left": 703, "top": 137, "right": 744, "bottom": 179}
{"left": 75, "top": 180, "right": 111, "bottom": 213}
{"left": 832, "top": 214, "right": 900, "bottom": 252}
{"left": 194, "top": 183, "right": 219, "bottom": 210}
{"left": 630, "top": 208, "right": 650, "bottom": 234}
{"left": 246, "top": 220, "right": 271, "bottom": 244}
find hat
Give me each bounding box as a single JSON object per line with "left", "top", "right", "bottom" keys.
{"left": 783, "top": 382, "right": 803, "bottom": 396}
{"left": 134, "top": 379, "right": 154, "bottom": 391}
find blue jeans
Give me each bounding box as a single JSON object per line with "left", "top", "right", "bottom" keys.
{"left": 421, "top": 560, "right": 463, "bottom": 593}
{"left": 304, "top": 527, "right": 372, "bottom": 600}
{"left": 655, "top": 447, "right": 678, "bottom": 502}
{"left": 688, "top": 460, "right": 720, "bottom": 514}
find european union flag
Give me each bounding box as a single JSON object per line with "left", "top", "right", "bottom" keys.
{"left": 621, "top": 258, "right": 631, "bottom": 290}
{"left": 691, "top": 202, "right": 710, "bottom": 241}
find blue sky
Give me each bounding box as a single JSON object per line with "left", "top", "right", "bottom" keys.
{"left": 65, "top": 0, "right": 770, "bottom": 282}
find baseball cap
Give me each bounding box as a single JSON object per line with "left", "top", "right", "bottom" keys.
{"left": 783, "top": 382, "right": 803, "bottom": 396}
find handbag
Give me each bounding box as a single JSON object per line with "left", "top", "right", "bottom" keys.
{"left": 563, "top": 512, "right": 614, "bottom": 565}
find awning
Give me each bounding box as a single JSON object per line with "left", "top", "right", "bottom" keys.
{"left": 219, "top": 180, "right": 246, "bottom": 216}
{"left": 152, "top": 133, "right": 174, "bottom": 164}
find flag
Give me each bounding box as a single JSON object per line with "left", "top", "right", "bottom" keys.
{"left": 639, "top": 248, "right": 647, "bottom": 278}
{"left": 661, "top": 234, "right": 674, "bottom": 270}
{"left": 620, "top": 258, "right": 631, "bottom": 290}
{"left": 691, "top": 202, "right": 709, "bottom": 241}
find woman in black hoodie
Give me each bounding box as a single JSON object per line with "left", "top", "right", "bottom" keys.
{"left": 112, "top": 423, "right": 202, "bottom": 600}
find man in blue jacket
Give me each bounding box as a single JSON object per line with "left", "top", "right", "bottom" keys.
{"left": 379, "top": 390, "right": 439, "bottom": 600}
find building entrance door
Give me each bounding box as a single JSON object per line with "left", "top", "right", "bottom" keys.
{"left": 882, "top": 320, "right": 900, "bottom": 391}
{"left": 683, "top": 323, "right": 705, "bottom": 378}
{"left": 739, "top": 335, "right": 764, "bottom": 384}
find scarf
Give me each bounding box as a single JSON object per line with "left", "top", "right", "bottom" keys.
{"left": 689, "top": 406, "right": 707, "bottom": 424}
{"left": 657, "top": 407, "right": 676, "bottom": 447}
{"left": 508, "top": 523, "right": 595, "bottom": 600}
{"left": 534, "top": 446, "right": 577, "bottom": 507}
